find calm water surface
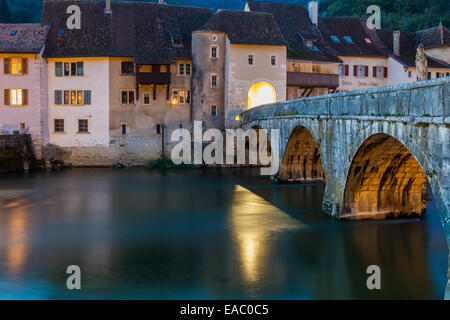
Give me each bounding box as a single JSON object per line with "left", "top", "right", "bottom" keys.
{"left": 0, "top": 168, "right": 447, "bottom": 299}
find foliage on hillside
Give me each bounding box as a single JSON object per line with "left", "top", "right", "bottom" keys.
{"left": 0, "top": 0, "right": 448, "bottom": 32}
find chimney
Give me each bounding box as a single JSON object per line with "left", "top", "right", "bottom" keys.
{"left": 393, "top": 30, "right": 400, "bottom": 56}
{"left": 104, "top": 0, "right": 111, "bottom": 14}
{"left": 308, "top": 1, "right": 319, "bottom": 26}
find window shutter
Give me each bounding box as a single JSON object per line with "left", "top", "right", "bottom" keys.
{"left": 84, "top": 90, "right": 91, "bottom": 105}
{"left": 55, "top": 62, "right": 63, "bottom": 76}
{"left": 55, "top": 90, "right": 62, "bottom": 105}
{"left": 4, "top": 89, "right": 10, "bottom": 105}
{"left": 22, "top": 58, "right": 28, "bottom": 75}
{"left": 344, "top": 64, "right": 349, "bottom": 76}
{"left": 353, "top": 65, "right": 357, "bottom": 76}
{"left": 22, "top": 89, "right": 28, "bottom": 105}
{"left": 373, "top": 66, "right": 377, "bottom": 78}
{"left": 4, "top": 58, "right": 10, "bottom": 74}
{"left": 384, "top": 67, "right": 388, "bottom": 78}
{"left": 365, "top": 66, "right": 369, "bottom": 77}
{"left": 77, "top": 62, "right": 84, "bottom": 76}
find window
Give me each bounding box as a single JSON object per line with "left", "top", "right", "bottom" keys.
{"left": 446, "top": 72, "right": 449, "bottom": 77}
{"left": 343, "top": 36, "right": 354, "bottom": 43}
{"left": 172, "top": 90, "right": 190, "bottom": 104}
{"left": 428, "top": 72, "right": 432, "bottom": 79}
{"left": 59, "top": 90, "right": 84, "bottom": 105}
{"left": 11, "top": 58, "right": 22, "bottom": 74}
{"left": 156, "top": 124, "right": 161, "bottom": 135}
{"left": 312, "top": 65, "right": 320, "bottom": 73}
{"left": 178, "top": 63, "right": 191, "bottom": 76}
{"left": 56, "top": 61, "right": 83, "bottom": 77}
{"left": 212, "top": 34, "right": 218, "bottom": 42}
{"left": 306, "top": 40, "right": 313, "bottom": 49}
{"left": 330, "top": 35, "right": 340, "bottom": 43}
{"left": 121, "top": 62, "right": 134, "bottom": 75}
{"left": 271, "top": 56, "right": 276, "bottom": 66}
{"left": 121, "top": 124, "right": 127, "bottom": 135}
{"left": 10, "top": 89, "right": 23, "bottom": 105}
{"left": 78, "top": 119, "right": 88, "bottom": 133}
{"left": 211, "top": 74, "right": 218, "bottom": 88}
{"left": 19, "top": 123, "right": 26, "bottom": 131}
{"left": 408, "top": 71, "right": 412, "bottom": 78}
{"left": 4, "top": 58, "right": 27, "bottom": 75}
{"left": 121, "top": 90, "right": 135, "bottom": 105}
{"left": 374, "top": 66, "right": 384, "bottom": 78}
{"left": 248, "top": 54, "right": 254, "bottom": 65}
{"left": 54, "top": 119, "right": 64, "bottom": 133}
{"left": 211, "top": 105, "right": 217, "bottom": 117}
{"left": 354, "top": 65, "right": 367, "bottom": 77}
{"left": 144, "top": 93, "right": 150, "bottom": 104}
{"left": 339, "top": 64, "right": 349, "bottom": 76}
{"left": 211, "top": 46, "right": 218, "bottom": 59}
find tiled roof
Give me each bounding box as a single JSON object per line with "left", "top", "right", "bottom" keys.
{"left": 416, "top": 24, "right": 450, "bottom": 48}
{"left": 197, "top": 9, "right": 286, "bottom": 46}
{"left": 319, "top": 17, "right": 387, "bottom": 57}
{"left": 375, "top": 28, "right": 450, "bottom": 69}
{"left": 0, "top": 23, "right": 50, "bottom": 53}
{"left": 247, "top": 1, "right": 341, "bottom": 62}
{"left": 42, "top": 0, "right": 213, "bottom": 63}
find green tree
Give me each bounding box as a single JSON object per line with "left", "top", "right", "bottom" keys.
{"left": 0, "top": 0, "right": 12, "bottom": 23}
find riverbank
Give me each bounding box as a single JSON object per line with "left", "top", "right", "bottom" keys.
{"left": 0, "top": 134, "right": 37, "bottom": 173}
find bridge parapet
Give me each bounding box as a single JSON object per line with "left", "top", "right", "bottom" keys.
{"left": 242, "top": 78, "right": 450, "bottom": 123}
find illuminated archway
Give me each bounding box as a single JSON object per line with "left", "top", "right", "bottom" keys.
{"left": 247, "top": 81, "right": 276, "bottom": 109}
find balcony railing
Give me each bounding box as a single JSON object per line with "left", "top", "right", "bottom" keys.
{"left": 136, "top": 72, "right": 171, "bottom": 85}
{"left": 287, "top": 72, "right": 339, "bottom": 88}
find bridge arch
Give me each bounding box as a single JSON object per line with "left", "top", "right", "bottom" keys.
{"left": 278, "top": 125, "right": 325, "bottom": 183}
{"left": 342, "top": 133, "right": 432, "bottom": 219}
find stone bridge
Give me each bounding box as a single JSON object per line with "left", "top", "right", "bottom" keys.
{"left": 241, "top": 78, "right": 450, "bottom": 299}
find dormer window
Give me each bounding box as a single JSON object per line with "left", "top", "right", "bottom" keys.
{"left": 171, "top": 34, "right": 183, "bottom": 48}
{"left": 343, "top": 36, "right": 354, "bottom": 43}
{"left": 330, "top": 35, "right": 340, "bottom": 43}
{"left": 306, "top": 40, "right": 313, "bottom": 49}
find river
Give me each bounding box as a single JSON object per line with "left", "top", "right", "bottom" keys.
{"left": 0, "top": 168, "right": 447, "bottom": 299}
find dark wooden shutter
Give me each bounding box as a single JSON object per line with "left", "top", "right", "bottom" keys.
{"left": 22, "top": 89, "right": 28, "bottom": 105}
{"left": 4, "top": 89, "right": 10, "bottom": 105}
{"left": 83, "top": 90, "right": 91, "bottom": 105}
{"left": 4, "top": 58, "right": 10, "bottom": 74}
{"left": 77, "top": 62, "right": 84, "bottom": 76}
{"left": 384, "top": 67, "right": 388, "bottom": 78}
{"left": 344, "top": 64, "right": 349, "bottom": 76}
{"left": 22, "top": 58, "right": 28, "bottom": 75}
{"left": 55, "top": 90, "right": 62, "bottom": 105}
{"left": 365, "top": 66, "right": 369, "bottom": 77}
{"left": 353, "top": 65, "right": 357, "bottom": 76}
{"left": 373, "top": 66, "right": 377, "bottom": 78}
{"left": 55, "top": 62, "right": 62, "bottom": 76}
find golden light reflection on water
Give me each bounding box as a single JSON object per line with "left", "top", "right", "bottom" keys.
{"left": 230, "top": 185, "right": 305, "bottom": 284}
{"left": 4, "top": 207, "right": 29, "bottom": 276}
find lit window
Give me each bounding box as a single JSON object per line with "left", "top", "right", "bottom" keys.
{"left": 11, "top": 58, "right": 22, "bottom": 74}
{"left": 364, "top": 38, "right": 372, "bottom": 44}
{"left": 248, "top": 54, "right": 254, "bottom": 65}
{"left": 173, "top": 90, "right": 190, "bottom": 104}
{"left": 211, "top": 105, "right": 217, "bottom": 117}
{"left": 10, "top": 89, "right": 23, "bottom": 105}
{"left": 343, "top": 36, "right": 354, "bottom": 43}
{"left": 19, "top": 123, "right": 25, "bottom": 130}
{"left": 330, "top": 35, "right": 340, "bottom": 43}
{"left": 78, "top": 119, "right": 88, "bottom": 133}
{"left": 312, "top": 65, "right": 320, "bottom": 73}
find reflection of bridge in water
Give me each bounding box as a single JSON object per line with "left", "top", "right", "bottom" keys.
{"left": 241, "top": 78, "right": 450, "bottom": 299}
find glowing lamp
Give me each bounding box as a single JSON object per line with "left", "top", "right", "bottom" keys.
{"left": 235, "top": 115, "right": 242, "bottom": 121}
{"left": 171, "top": 98, "right": 178, "bottom": 105}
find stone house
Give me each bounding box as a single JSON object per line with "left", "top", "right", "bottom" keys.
{"left": 245, "top": 1, "right": 342, "bottom": 100}
{"left": 0, "top": 23, "right": 50, "bottom": 158}
{"left": 192, "top": 9, "right": 287, "bottom": 130}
